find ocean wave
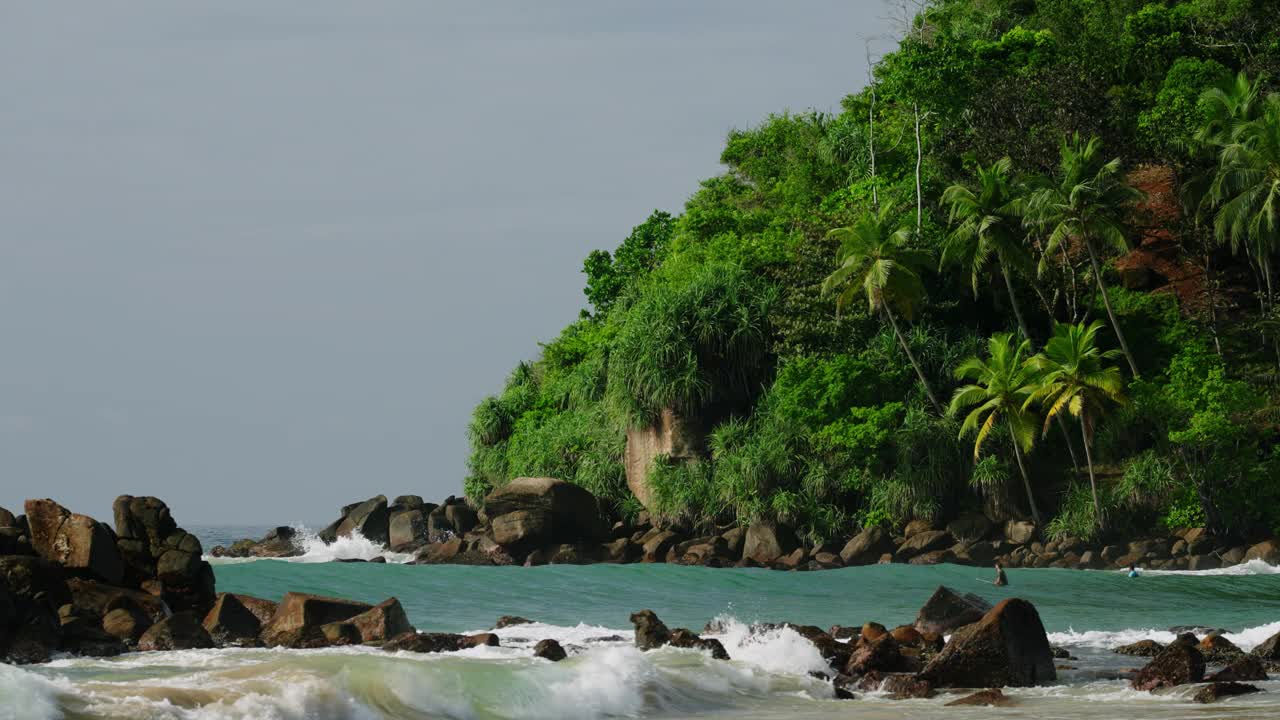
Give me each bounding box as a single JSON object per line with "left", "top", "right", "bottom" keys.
{"left": 1138, "top": 558, "right": 1280, "bottom": 576}
{"left": 205, "top": 525, "right": 415, "bottom": 565}
{"left": 1049, "top": 619, "right": 1280, "bottom": 651}
{"left": 0, "top": 664, "right": 64, "bottom": 720}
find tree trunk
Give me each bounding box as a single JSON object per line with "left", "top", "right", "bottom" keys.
{"left": 883, "top": 304, "right": 944, "bottom": 414}
{"left": 1085, "top": 240, "right": 1140, "bottom": 377}
{"left": 1001, "top": 266, "right": 1032, "bottom": 345}
{"left": 913, "top": 103, "right": 924, "bottom": 233}
{"left": 1079, "top": 417, "right": 1104, "bottom": 532}
{"left": 1010, "top": 435, "right": 1041, "bottom": 525}
{"left": 866, "top": 45, "right": 878, "bottom": 211}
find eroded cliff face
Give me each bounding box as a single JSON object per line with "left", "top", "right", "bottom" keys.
{"left": 624, "top": 408, "right": 706, "bottom": 512}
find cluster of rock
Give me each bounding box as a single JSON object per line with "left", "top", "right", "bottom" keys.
{"left": 1, "top": 496, "right": 215, "bottom": 663}
{"left": 212, "top": 479, "right": 1280, "bottom": 573}
{"left": 1116, "top": 628, "right": 1278, "bottom": 703}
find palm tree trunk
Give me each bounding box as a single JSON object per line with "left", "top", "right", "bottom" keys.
{"left": 1079, "top": 417, "right": 1104, "bottom": 532}
{"left": 1084, "top": 240, "right": 1140, "bottom": 378}
{"left": 883, "top": 304, "right": 944, "bottom": 414}
{"left": 1004, "top": 267, "right": 1082, "bottom": 475}
{"left": 1010, "top": 436, "right": 1041, "bottom": 525}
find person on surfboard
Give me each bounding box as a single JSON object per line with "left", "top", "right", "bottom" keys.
{"left": 993, "top": 561, "right": 1008, "bottom": 586}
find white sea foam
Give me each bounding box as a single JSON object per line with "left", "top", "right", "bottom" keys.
{"left": 205, "top": 525, "right": 414, "bottom": 565}
{"left": 703, "top": 616, "right": 833, "bottom": 677}
{"left": 1050, "top": 619, "right": 1280, "bottom": 652}
{"left": 0, "top": 664, "right": 63, "bottom": 720}
{"left": 1138, "top": 558, "right": 1280, "bottom": 576}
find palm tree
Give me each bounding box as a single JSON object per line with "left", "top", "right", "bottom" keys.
{"left": 1027, "top": 134, "right": 1144, "bottom": 378}
{"left": 1209, "top": 93, "right": 1280, "bottom": 318}
{"left": 1027, "top": 320, "right": 1127, "bottom": 531}
{"left": 949, "top": 332, "right": 1042, "bottom": 524}
{"left": 941, "top": 157, "right": 1035, "bottom": 341}
{"left": 1196, "top": 71, "right": 1265, "bottom": 149}
{"left": 823, "top": 205, "right": 943, "bottom": 413}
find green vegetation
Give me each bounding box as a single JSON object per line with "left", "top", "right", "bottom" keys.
{"left": 466, "top": 0, "right": 1280, "bottom": 542}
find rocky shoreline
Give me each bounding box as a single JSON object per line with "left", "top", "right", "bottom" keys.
{"left": 3, "top": 495, "right": 1275, "bottom": 706}
{"left": 211, "top": 477, "right": 1280, "bottom": 573}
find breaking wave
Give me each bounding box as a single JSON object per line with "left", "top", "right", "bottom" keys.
{"left": 205, "top": 525, "right": 414, "bottom": 565}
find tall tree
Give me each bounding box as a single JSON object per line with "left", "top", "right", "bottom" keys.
{"left": 949, "top": 332, "right": 1043, "bottom": 524}
{"left": 940, "top": 157, "right": 1034, "bottom": 339}
{"left": 1028, "top": 321, "right": 1127, "bottom": 531}
{"left": 823, "top": 205, "right": 943, "bottom": 413}
{"left": 1027, "top": 135, "right": 1145, "bottom": 377}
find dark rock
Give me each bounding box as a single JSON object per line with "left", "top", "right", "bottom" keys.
{"left": 669, "top": 628, "right": 730, "bottom": 660}
{"left": 902, "top": 519, "right": 935, "bottom": 538}
{"left": 0, "top": 506, "right": 15, "bottom": 528}
{"left": 1131, "top": 642, "right": 1205, "bottom": 691}
{"left": 846, "top": 633, "right": 902, "bottom": 675}
{"left": 1116, "top": 639, "right": 1165, "bottom": 656}
{"left": 66, "top": 578, "right": 167, "bottom": 625}
{"left": 1004, "top": 520, "right": 1036, "bottom": 545}
{"left": 484, "top": 478, "right": 604, "bottom": 550}
{"left": 1208, "top": 656, "right": 1269, "bottom": 682}
{"left": 946, "top": 514, "right": 993, "bottom": 543}
{"left": 101, "top": 607, "right": 150, "bottom": 643}
{"left": 203, "top": 593, "right": 264, "bottom": 646}
{"left": 336, "top": 496, "right": 391, "bottom": 546}
{"left": 112, "top": 496, "right": 214, "bottom": 615}
{"left": 495, "top": 615, "right": 532, "bottom": 629}
{"left": 1221, "top": 546, "right": 1247, "bottom": 565}
{"left": 261, "top": 592, "right": 373, "bottom": 648}
{"left": 1194, "top": 682, "right": 1263, "bottom": 703}
{"left": 641, "top": 531, "right": 680, "bottom": 563}
{"left": 534, "top": 638, "right": 567, "bottom": 661}
{"left": 783, "top": 624, "right": 848, "bottom": 669}
{"left": 1244, "top": 539, "right": 1280, "bottom": 564}
{"left": 920, "top": 598, "right": 1056, "bottom": 688}
{"left": 946, "top": 688, "right": 1014, "bottom": 706}
{"left": 388, "top": 510, "right": 428, "bottom": 552}
{"left": 914, "top": 586, "right": 992, "bottom": 635}
{"left": 840, "top": 527, "right": 895, "bottom": 566}
{"left": 138, "top": 612, "right": 214, "bottom": 651}
{"left": 444, "top": 505, "right": 478, "bottom": 535}
{"left": 880, "top": 674, "right": 935, "bottom": 699}
{"left": 1199, "top": 634, "right": 1245, "bottom": 663}
{"left": 393, "top": 495, "right": 425, "bottom": 509}
{"left": 773, "top": 547, "right": 810, "bottom": 570}
{"left": 384, "top": 632, "right": 468, "bottom": 653}
{"left": 598, "top": 538, "right": 638, "bottom": 564}
{"left": 908, "top": 549, "right": 956, "bottom": 565}
{"left": 743, "top": 522, "right": 799, "bottom": 565}
{"left": 630, "top": 609, "right": 671, "bottom": 650}
{"left": 895, "top": 531, "right": 953, "bottom": 562}
{"left": 721, "top": 527, "right": 746, "bottom": 556}
{"left": 464, "top": 633, "right": 500, "bottom": 648}
{"left": 1188, "top": 554, "right": 1222, "bottom": 571}
{"left": 24, "top": 499, "right": 124, "bottom": 585}
{"left": 1253, "top": 631, "right": 1280, "bottom": 660}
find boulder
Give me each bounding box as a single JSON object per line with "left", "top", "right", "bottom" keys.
{"left": 444, "top": 504, "right": 478, "bottom": 535}
{"left": 0, "top": 506, "right": 15, "bottom": 528}
{"left": 383, "top": 631, "right": 492, "bottom": 653}
{"left": 24, "top": 499, "right": 124, "bottom": 584}
{"left": 598, "top": 538, "right": 638, "bottom": 564}
{"left": 250, "top": 527, "right": 301, "bottom": 558}
{"left": 846, "top": 632, "right": 902, "bottom": 675}
{"left": 914, "top": 586, "right": 992, "bottom": 635}
{"left": 1221, "top": 546, "right": 1247, "bottom": 565}
{"left": 261, "top": 592, "right": 373, "bottom": 648}
{"left": 945, "top": 688, "right": 1013, "bottom": 707}
{"left": 630, "top": 609, "right": 672, "bottom": 650}
{"left": 336, "top": 496, "right": 391, "bottom": 546}
{"left": 946, "top": 514, "right": 993, "bottom": 543}
{"left": 721, "top": 527, "right": 746, "bottom": 556}
{"left": 623, "top": 408, "right": 705, "bottom": 512}
{"left": 393, "top": 495, "right": 425, "bottom": 509}
{"left": 1199, "top": 634, "right": 1244, "bottom": 663}
{"left": 669, "top": 628, "right": 730, "bottom": 660}
{"left": 1188, "top": 554, "right": 1222, "bottom": 571}
{"left": 1115, "top": 639, "right": 1164, "bottom": 657}
{"left": 641, "top": 531, "right": 680, "bottom": 563}
{"left": 65, "top": 578, "right": 167, "bottom": 625}
{"left": 484, "top": 478, "right": 604, "bottom": 548}
{"left": 339, "top": 598, "right": 415, "bottom": 643}
{"left": 415, "top": 538, "right": 464, "bottom": 564}
{"left": 388, "top": 509, "right": 428, "bottom": 550}
{"left": 112, "top": 496, "right": 214, "bottom": 614}
{"left": 1252, "top": 631, "right": 1280, "bottom": 660}
{"left": 840, "top": 527, "right": 894, "bottom": 566}
{"left": 1130, "top": 642, "right": 1205, "bottom": 691}
{"left": 101, "top": 607, "right": 150, "bottom": 643}
{"left": 1003, "top": 520, "right": 1036, "bottom": 545}
{"left": 895, "top": 531, "right": 953, "bottom": 562}
{"left": 1207, "top": 656, "right": 1269, "bottom": 682}
{"left": 1244, "top": 539, "right": 1280, "bottom": 565}
{"left": 879, "top": 673, "right": 935, "bottom": 699}
{"left": 203, "top": 593, "right": 266, "bottom": 646}
{"left": 903, "top": 519, "right": 935, "bottom": 539}
{"left": 1194, "top": 682, "right": 1262, "bottom": 703}
{"left": 137, "top": 612, "right": 214, "bottom": 651}
{"left": 742, "top": 522, "right": 800, "bottom": 565}
{"left": 495, "top": 615, "right": 532, "bottom": 629}
{"left": 534, "top": 638, "right": 567, "bottom": 661}
{"left": 0, "top": 556, "right": 69, "bottom": 663}
{"left": 920, "top": 598, "right": 1056, "bottom": 688}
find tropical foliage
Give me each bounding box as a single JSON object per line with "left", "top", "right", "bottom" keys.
{"left": 465, "top": 0, "right": 1280, "bottom": 541}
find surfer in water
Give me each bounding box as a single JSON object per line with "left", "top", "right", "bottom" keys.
{"left": 993, "top": 561, "right": 1008, "bottom": 586}
{"left": 1128, "top": 562, "right": 1140, "bottom": 578}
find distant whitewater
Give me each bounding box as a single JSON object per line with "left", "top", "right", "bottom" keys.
{"left": 204, "top": 524, "right": 415, "bottom": 564}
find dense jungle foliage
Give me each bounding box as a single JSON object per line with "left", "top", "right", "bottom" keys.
{"left": 465, "top": 0, "right": 1280, "bottom": 544}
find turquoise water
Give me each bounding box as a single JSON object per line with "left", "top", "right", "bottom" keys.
{"left": 5, "top": 531, "right": 1280, "bottom": 719}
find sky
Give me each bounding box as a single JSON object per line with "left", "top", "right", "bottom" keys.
{"left": 0, "top": 1, "right": 893, "bottom": 525}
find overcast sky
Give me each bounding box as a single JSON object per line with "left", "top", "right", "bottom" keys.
{"left": 0, "top": 1, "right": 892, "bottom": 525}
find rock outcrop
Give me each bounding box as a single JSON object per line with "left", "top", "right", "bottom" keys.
{"left": 25, "top": 499, "right": 124, "bottom": 585}
{"left": 1130, "top": 642, "right": 1205, "bottom": 691}
{"left": 914, "top": 586, "right": 992, "bottom": 635}
{"left": 483, "top": 478, "right": 604, "bottom": 552}
{"left": 920, "top": 598, "right": 1056, "bottom": 688}
{"left": 113, "top": 495, "right": 215, "bottom": 615}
